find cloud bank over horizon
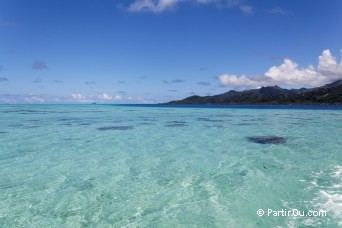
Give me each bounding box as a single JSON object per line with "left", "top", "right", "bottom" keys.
{"left": 0, "top": 92, "right": 153, "bottom": 104}
{"left": 218, "top": 49, "right": 342, "bottom": 90}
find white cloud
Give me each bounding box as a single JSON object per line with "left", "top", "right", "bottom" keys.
{"left": 127, "top": 96, "right": 155, "bottom": 103}
{"left": 0, "top": 94, "right": 46, "bottom": 104}
{"left": 71, "top": 93, "right": 86, "bottom": 100}
{"left": 128, "top": 96, "right": 144, "bottom": 101}
{"left": 114, "top": 95, "right": 123, "bottom": 100}
{"left": 98, "top": 93, "right": 113, "bottom": 100}
{"left": 70, "top": 93, "right": 94, "bottom": 103}
{"left": 266, "top": 7, "right": 286, "bottom": 15}
{"left": 96, "top": 93, "right": 123, "bottom": 101}
{"left": 127, "top": 0, "right": 247, "bottom": 13}
{"left": 219, "top": 74, "right": 270, "bottom": 88}
{"left": 239, "top": 5, "right": 253, "bottom": 14}
{"left": 70, "top": 92, "right": 124, "bottom": 103}
{"left": 128, "top": 0, "right": 181, "bottom": 13}
{"left": 0, "top": 93, "right": 154, "bottom": 104}
{"left": 264, "top": 59, "right": 320, "bottom": 85}
{"left": 219, "top": 49, "right": 342, "bottom": 89}
{"left": 318, "top": 49, "right": 342, "bottom": 76}
{"left": 24, "top": 96, "right": 45, "bottom": 103}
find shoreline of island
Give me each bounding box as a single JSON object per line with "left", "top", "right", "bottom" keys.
{"left": 163, "top": 80, "right": 342, "bottom": 105}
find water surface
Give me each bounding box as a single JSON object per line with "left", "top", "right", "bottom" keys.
{"left": 0, "top": 104, "right": 341, "bottom": 227}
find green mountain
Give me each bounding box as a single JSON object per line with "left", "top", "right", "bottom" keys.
{"left": 166, "top": 80, "right": 342, "bottom": 104}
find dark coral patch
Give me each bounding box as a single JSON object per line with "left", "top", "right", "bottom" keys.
{"left": 22, "top": 125, "right": 40, "bottom": 129}
{"left": 140, "top": 122, "right": 155, "bottom": 126}
{"left": 205, "top": 125, "right": 224, "bottom": 128}
{"left": 247, "top": 136, "right": 287, "bottom": 144}
{"left": 8, "top": 123, "right": 24, "bottom": 128}
{"left": 164, "top": 121, "right": 188, "bottom": 127}
{"left": 166, "top": 121, "right": 187, "bottom": 124}
{"left": 165, "top": 123, "right": 188, "bottom": 127}
{"left": 97, "top": 126, "right": 134, "bottom": 131}
{"left": 79, "top": 122, "right": 92, "bottom": 126}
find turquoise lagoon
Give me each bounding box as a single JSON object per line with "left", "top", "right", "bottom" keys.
{"left": 0, "top": 104, "right": 341, "bottom": 227}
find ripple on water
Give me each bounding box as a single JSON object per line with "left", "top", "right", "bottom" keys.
{"left": 298, "top": 166, "right": 342, "bottom": 227}
{"left": 197, "top": 117, "right": 224, "bottom": 123}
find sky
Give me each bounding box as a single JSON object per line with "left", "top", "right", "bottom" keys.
{"left": 0, "top": 0, "right": 341, "bottom": 104}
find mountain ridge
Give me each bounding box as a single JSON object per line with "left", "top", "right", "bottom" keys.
{"left": 165, "top": 80, "right": 342, "bottom": 105}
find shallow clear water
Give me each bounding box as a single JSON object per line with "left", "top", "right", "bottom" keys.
{"left": 0, "top": 104, "right": 341, "bottom": 227}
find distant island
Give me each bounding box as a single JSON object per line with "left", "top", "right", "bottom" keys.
{"left": 165, "top": 80, "right": 342, "bottom": 105}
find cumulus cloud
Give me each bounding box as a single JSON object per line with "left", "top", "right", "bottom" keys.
{"left": 98, "top": 93, "right": 113, "bottom": 100}
{"left": 317, "top": 49, "right": 342, "bottom": 75}
{"left": 69, "top": 93, "right": 95, "bottom": 103}
{"left": 219, "top": 74, "right": 267, "bottom": 89}
{"left": 127, "top": 0, "right": 248, "bottom": 13}
{"left": 71, "top": 93, "right": 87, "bottom": 100}
{"left": 218, "top": 49, "right": 342, "bottom": 89}
{"left": 32, "top": 61, "right": 48, "bottom": 70}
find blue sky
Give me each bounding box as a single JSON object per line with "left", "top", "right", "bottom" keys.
{"left": 0, "top": 0, "right": 341, "bottom": 103}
